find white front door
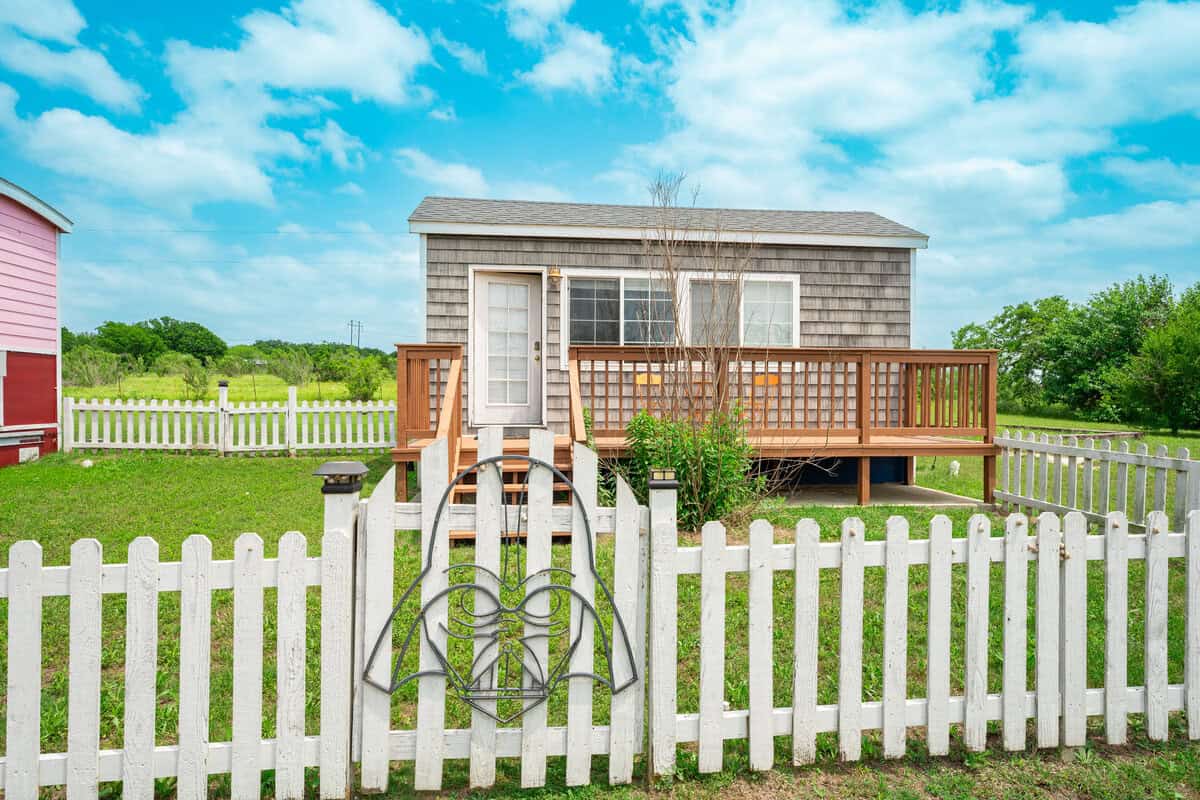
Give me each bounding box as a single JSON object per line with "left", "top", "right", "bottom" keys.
{"left": 473, "top": 271, "right": 543, "bottom": 426}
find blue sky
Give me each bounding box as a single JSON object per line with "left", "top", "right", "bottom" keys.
{"left": 1, "top": 0, "right": 1198, "bottom": 350}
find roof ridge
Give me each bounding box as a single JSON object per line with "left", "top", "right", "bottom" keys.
{"left": 419, "top": 195, "right": 885, "bottom": 217}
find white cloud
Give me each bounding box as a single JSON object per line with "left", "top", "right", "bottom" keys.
{"left": 2, "top": 0, "right": 435, "bottom": 210}
{"left": 334, "top": 181, "right": 365, "bottom": 196}
{"left": 395, "top": 148, "right": 489, "bottom": 196}
{"left": 431, "top": 30, "right": 487, "bottom": 75}
{"left": 1102, "top": 157, "right": 1200, "bottom": 197}
{"left": 520, "top": 24, "right": 614, "bottom": 95}
{"left": 429, "top": 105, "right": 457, "bottom": 122}
{"left": 0, "top": 27, "right": 144, "bottom": 111}
{"left": 1049, "top": 200, "right": 1200, "bottom": 251}
{"left": 304, "top": 119, "right": 365, "bottom": 170}
{"left": 0, "top": 0, "right": 85, "bottom": 44}
{"left": 502, "top": 0, "right": 574, "bottom": 43}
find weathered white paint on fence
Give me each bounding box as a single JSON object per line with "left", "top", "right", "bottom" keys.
{"left": 1060, "top": 512, "right": 1088, "bottom": 746}
{"left": 123, "top": 537, "right": 158, "bottom": 799}
{"left": 68, "top": 539, "right": 102, "bottom": 800}
{"left": 698, "top": 521, "right": 726, "bottom": 773}
{"left": 1002, "top": 515, "right": 1028, "bottom": 751}
{"left": 469, "top": 426, "right": 502, "bottom": 788}
{"left": 318, "top": 528, "right": 354, "bottom": 800}
{"left": 964, "top": 514, "right": 990, "bottom": 752}
{"left": 567, "top": 443, "right": 599, "bottom": 785}
{"left": 997, "top": 433, "right": 1200, "bottom": 531}
{"left": 1036, "top": 513, "right": 1061, "bottom": 749}
{"left": 520, "top": 428, "right": 555, "bottom": 787}
{"left": 882, "top": 516, "right": 909, "bottom": 759}
{"left": 6, "top": 541, "right": 42, "bottom": 800}
{"left": 276, "top": 532, "right": 307, "bottom": 799}
{"left": 1188, "top": 510, "right": 1200, "bottom": 741}
{"left": 792, "top": 519, "right": 820, "bottom": 765}
{"left": 748, "top": 518, "right": 775, "bottom": 771}
{"left": 838, "top": 517, "right": 865, "bottom": 762}
{"left": 649, "top": 473, "right": 678, "bottom": 778}
{"left": 62, "top": 392, "right": 397, "bottom": 454}
{"left": 232, "top": 533, "right": 265, "bottom": 800}
{"left": 925, "top": 515, "right": 952, "bottom": 757}
{"left": 178, "top": 535, "right": 212, "bottom": 800}
{"left": 1145, "top": 510, "right": 1169, "bottom": 741}
{"left": 414, "top": 437, "right": 450, "bottom": 791}
{"left": 1105, "top": 513, "right": 1129, "bottom": 745}
{"left": 607, "top": 475, "right": 642, "bottom": 784}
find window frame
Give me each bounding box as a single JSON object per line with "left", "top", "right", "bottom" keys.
{"left": 559, "top": 269, "right": 800, "bottom": 368}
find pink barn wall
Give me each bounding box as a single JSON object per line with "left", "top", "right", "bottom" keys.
{"left": 0, "top": 193, "right": 59, "bottom": 354}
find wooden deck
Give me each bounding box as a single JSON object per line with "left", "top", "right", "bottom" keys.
{"left": 391, "top": 344, "right": 1000, "bottom": 506}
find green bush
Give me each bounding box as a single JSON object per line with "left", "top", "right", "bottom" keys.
{"left": 152, "top": 351, "right": 196, "bottom": 376}
{"left": 344, "top": 356, "right": 385, "bottom": 401}
{"left": 268, "top": 348, "right": 314, "bottom": 385}
{"left": 180, "top": 358, "right": 210, "bottom": 401}
{"left": 63, "top": 345, "right": 122, "bottom": 387}
{"left": 620, "top": 407, "right": 763, "bottom": 531}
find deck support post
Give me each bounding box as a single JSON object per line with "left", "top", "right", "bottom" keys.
{"left": 983, "top": 455, "right": 996, "bottom": 505}
{"left": 905, "top": 456, "right": 916, "bottom": 485}
{"left": 858, "top": 457, "right": 871, "bottom": 506}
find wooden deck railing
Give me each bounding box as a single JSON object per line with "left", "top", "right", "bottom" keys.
{"left": 394, "top": 343, "right": 463, "bottom": 449}
{"left": 567, "top": 345, "right": 998, "bottom": 445}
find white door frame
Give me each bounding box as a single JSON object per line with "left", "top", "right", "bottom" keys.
{"left": 467, "top": 264, "right": 548, "bottom": 428}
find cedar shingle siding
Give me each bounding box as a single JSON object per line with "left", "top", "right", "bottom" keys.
{"left": 425, "top": 234, "right": 912, "bottom": 435}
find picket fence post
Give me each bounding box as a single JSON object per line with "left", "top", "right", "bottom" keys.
{"left": 286, "top": 386, "right": 298, "bottom": 455}
{"left": 647, "top": 470, "right": 679, "bottom": 779}
{"left": 217, "top": 381, "right": 230, "bottom": 455}
{"left": 62, "top": 396, "right": 74, "bottom": 452}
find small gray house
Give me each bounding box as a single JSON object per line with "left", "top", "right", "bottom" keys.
{"left": 396, "top": 196, "right": 997, "bottom": 506}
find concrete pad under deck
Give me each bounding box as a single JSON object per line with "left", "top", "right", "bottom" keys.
{"left": 781, "top": 482, "right": 984, "bottom": 508}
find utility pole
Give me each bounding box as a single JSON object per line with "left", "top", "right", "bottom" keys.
{"left": 347, "top": 319, "right": 362, "bottom": 348}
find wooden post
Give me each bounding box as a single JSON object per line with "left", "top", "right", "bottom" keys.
{"left": 857, "top": 456, "right": 871, "bottom": 506}
{"left": 217, "top": 381, "right": 230, "bottom": 456}
{"left": 648, "top": 470, "right": 679, "bottom": 780}
{"left": 286, "top": 386, "right": 298, "bottom": 456}
{"left": 857, "top": 352, "right": 871, "bottom": 445}
{"left": 62, "top": 395, "right": 74, "bottom": 452}
{"left": 983, "top": 351, "right": 998, "bottom": 504}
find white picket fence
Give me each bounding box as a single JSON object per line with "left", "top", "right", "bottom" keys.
{"left": 4, "top": 429, "right": 1200, "bottom": 797}
{"left": 0, "top": 530, "right": 355, "bottom": 799}
{"left": 997, "top": 430, "right": 1200, "bottom": 532}
{"left": 62, "top": 385, "right": 396, "bottom": 454}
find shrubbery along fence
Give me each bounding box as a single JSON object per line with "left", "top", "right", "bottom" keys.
{"left": 2, "top": 430, "right": 1200, "bottom": 797}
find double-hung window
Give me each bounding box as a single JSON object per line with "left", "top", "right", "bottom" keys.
{"left": 742, "top": 280, "right": 793, "bottom": 346}
{"left": 566, "top": 276, "right": 675, "bottom": 346}
{"left": 689, "top": 280, "right": 737, "bottom": 345}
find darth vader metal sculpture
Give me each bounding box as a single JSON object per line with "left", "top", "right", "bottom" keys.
{"left": 362, "top": 454, "right": 638, "bottom": 723}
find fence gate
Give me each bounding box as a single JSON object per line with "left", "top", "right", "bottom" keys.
{"left": 353, "top": 427, "right": 649, "bottom": 791}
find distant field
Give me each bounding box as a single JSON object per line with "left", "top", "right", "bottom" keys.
{"left": 63, "top": 372, "right": 398, "bottom": 403}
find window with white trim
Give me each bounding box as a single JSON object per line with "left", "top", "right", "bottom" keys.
{"left": 742, "top": 280, "right": 793, "bottom": 346}
{"left": 566, "top": 277, "right": 675, "bottom": 346}
{"left": 567, "top": 278, "right": 620, "bottom": 345}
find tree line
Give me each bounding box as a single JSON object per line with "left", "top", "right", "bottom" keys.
{"left": 953, "top": 274, "right": 1200, "bottom": 434}
{"left": 62, "top": 317, "right": 395, "bottom": 401}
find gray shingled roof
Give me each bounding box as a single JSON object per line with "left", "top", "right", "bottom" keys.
{"left": 409, "top": 196, "right": 926, "bottom": 239}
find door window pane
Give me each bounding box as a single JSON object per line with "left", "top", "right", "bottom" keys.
{"left": 690, "top": 280, "right": 737, "bottom": 345}
{"left": 567, "top": 278, "right": 620, "bottom": 345}
{"left": 743, "top": 281, "right": 793, "bottom": 346}
{"left": 486, "top": 279, "right": 531, "bottom": 405}
{"left": 624, "top": 278, "right": 675, "bottom": 344}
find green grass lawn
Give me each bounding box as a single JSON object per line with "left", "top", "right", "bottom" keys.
{"left": 2, "top": 449, "right": 1199, "bottom": 798}
{"left": 63, "top": 372, "right": 397, "bottom": 403}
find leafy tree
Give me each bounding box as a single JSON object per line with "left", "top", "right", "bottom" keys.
{"left": 61, "top": 326, "right": 96, "bottom": 353}
{"left": 1040, "top": 275, "right": 1175, "bottom": 415}
{"left": 180, "top": 357, "right": 211, "bottom": 401}
{"left": 138, "top": 317, "right": 227, "bottom": 363}
{"left": 952, "top": 295, "right": 1069, "bottom": 409}
{"left": 344, "top": 355, "right": 385, "bottom": 400}
{"left": 217, "top": 345, "right": 265, "bottom": 376}
{"left": 1104, "top": 286, "right": 1200, "bottom": 434}
{"left": 152, "top": 351, "right": 196, "bottom": 376}
{"left": 95, "top": 321, "right": 166, "bottom": 365}
{"left": 268, "top": 348, "right": 315, "bottom": 385}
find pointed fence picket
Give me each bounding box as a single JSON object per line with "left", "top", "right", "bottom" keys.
{"left": 997, "top": 430, "right": 1200, "bottom": 531}
{"left": 8, "top": 431, "right": 1200, "bottom": 796}
{"left": 61, "top": 390, "right": 397, "bottom": 454}
{"left": 0, "top": 529, "right": 355, "bottom": 797}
